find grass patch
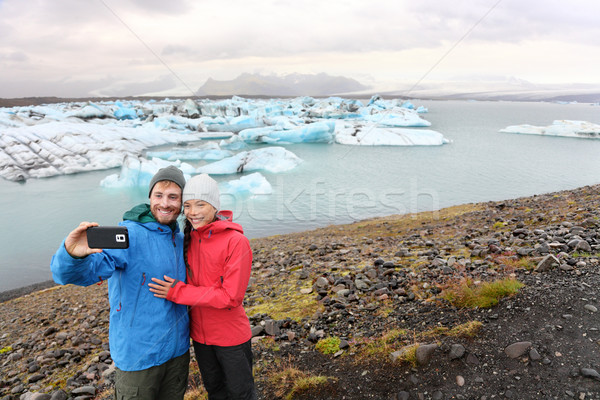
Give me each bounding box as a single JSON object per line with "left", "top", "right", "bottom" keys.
{"left": 355, "top": 321, "right": 482, "bottom": 364}
{"left": 246, "top": 280, "right": 324, "bottom": 322}
{"left": 441, "top": 277, "right": 524, "bottom": 308}
{"left": 573, "top": 251, "right": 600, "bottom": 258}
{"left": 315, "top": 337, "right": 341, "bottom": 355}
{"left": 269, "top": 367, "right": 337, "bottom": 400}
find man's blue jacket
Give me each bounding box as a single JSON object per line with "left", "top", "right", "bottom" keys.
{"left": 50, "top": 204, "right": 190, "bottom": 371}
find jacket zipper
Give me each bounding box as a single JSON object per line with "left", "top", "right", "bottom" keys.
{"left": 171, "top": 231, "right": 179, "bottom": 356}
{"left": 129, "top": 272, "right": 145, "bottom": 326}
{"left": 198, "top": 236, "right": 207, "bottom": 344}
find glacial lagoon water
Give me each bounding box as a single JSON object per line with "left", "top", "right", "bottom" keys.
{"left": 1, "top": 99, "right": 600, "bottom": 292}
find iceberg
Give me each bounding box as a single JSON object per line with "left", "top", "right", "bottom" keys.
{"left": 238, "top": 120, "right": 335, "bottom": 144}
{"left": 335, "top": 122, "right": 449, "bottom": 146}
{"left": 361, "top": 110, "right": 431, "bottom": 127}
{"left": 100, "top": 156, "right": 194, "bottom": 188}
{"left": 196, "top": 146, "right": 302, "bottom": 174}
{"left": 499, "top": 120, "right": 600, "bottom": 139}
{"left": 0, "top": 120, "right": 213, "bottom": 182}
{"left": 222, "top": 172, "right": 272, "bottom": 195}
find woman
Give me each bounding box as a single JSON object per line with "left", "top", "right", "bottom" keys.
{"left": 149, "top": 173, "right": 256, "bottom": 400}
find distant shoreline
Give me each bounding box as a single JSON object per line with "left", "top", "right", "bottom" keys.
{"left": 0, "top": 280, "right": 57, "bottom": 303}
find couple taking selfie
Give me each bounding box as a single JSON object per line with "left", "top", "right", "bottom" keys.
{"left": 50, "top": 166, "right": 256, "bottom": 400}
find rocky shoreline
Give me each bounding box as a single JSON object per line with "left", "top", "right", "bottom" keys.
{"left": 0, "top": 282, "right": 57, "bottom": 304}
{"left": 2, "top": 185, "right": 600, "bottom": 399}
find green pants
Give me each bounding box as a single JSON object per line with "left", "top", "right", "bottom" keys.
{"left": 114, "top": 350, "right": 190, "bottom": 400}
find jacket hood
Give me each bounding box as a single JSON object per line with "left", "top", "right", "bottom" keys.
{"left": 193, "top": 210, "right": 244, "bottom": 236}
{"left": 123, "top": 203, "right": 179, "bottom": 232}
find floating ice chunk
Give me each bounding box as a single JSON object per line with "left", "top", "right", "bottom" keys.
{"left": 416, "top": 106, "right": 428, "bottom": 113}
{"left": 114, "top": 102, "right": 138, "bottom": 120}
{"left": 362, "top": 109, "right": 431, "bottom": 127}
{"left": 146, "top": 142, "right": 232, "bottom": 161}
{"left": 100, "top": 156, "right": 193, "bottom": 188}
{"left": 67, "top": 103, "right": 111, "bottom": 120}
{"left": 203, "top": 115, "right": 268, "bottom": 133}
{"left": 196, "top": 146, "right": 302, "bottom": 174}
{"left": 222, "top": 172, "right": 272, "bottom": 195}
{"left": 239, "top": 121, "right": 335, "bottom": 144}
{"left": 335, "top": 122, "right": 449, "bottom": 146}
{"left": 219, "top": 135, "right": 248, "bottom": 150}
{"left": 151, "top": 115, "right": 205, "bottom": 132}
{"left": 499, "top": 120, "right": 600, "bottom": 139}
{"left": 181, "top": 99, "right": 201, "bottom": 118}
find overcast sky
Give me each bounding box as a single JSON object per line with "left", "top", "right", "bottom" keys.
{"left": 1, "top": 0, "right": 599, "bottom": 98}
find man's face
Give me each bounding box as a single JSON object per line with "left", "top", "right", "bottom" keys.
{"left": 149, "top": 181, "right": 182, "bottom": 225}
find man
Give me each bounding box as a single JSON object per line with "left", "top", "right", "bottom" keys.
{"left": 50, "top": 166, "right": 190, "bottom": 400}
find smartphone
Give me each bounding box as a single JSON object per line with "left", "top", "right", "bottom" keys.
{"left": 87, "top": 226, "right": 129, "bottom": 249}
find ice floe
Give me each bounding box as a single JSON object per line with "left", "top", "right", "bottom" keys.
{"left": 499, "top": 120, "right": 600, "bottom": 139}
{"left": 335, "top": 122, "right": 449, "bottom": 146}
{"left": 196, "top": 147, "right": 302, "bottom": 175}
{"left": 100, "top": 156, "right": 195, "bottom": 188}
{"left": 222, "top": 172, "right": 273, "bottom": 195}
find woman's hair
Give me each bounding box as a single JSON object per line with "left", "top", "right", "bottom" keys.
{"left": 183, "top": 219, "right": 193, "bottom": 278}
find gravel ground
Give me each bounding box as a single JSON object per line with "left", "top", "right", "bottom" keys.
{"left": 2, "top": 184, "right": 600, "bottom": 399}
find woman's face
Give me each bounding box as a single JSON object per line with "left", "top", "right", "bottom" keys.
{"left": 184, "top": 199, "right": 217, "bottom": 229}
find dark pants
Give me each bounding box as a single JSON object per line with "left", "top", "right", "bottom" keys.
{"left": 193, "top": 340, "right": 256, "bottom": 400}
{"left": 114, "top": 350, "right": 190, "bottom": 400}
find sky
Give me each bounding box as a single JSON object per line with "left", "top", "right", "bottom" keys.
{"left": 1, "top": 0, "right": 600, "bottom": 98}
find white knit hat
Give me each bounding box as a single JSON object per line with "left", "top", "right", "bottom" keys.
{"left": 182, "top": 174, "right": 220, "bottom": 210}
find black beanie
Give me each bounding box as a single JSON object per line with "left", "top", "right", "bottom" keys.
{"left": 148, "top": 166, "right": 186, "bottom": 197}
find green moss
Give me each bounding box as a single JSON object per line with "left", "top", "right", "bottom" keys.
{"left": 0, "top": 346, "right": 12, "bottom": 354}
{"left": 315, "top": 337, "right": 341, "bottom": 355}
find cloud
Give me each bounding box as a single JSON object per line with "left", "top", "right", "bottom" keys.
{"left": 1, "top": 0, "right": 600, "bottom": 97}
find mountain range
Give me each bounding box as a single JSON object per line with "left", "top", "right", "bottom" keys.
{"left": 196, "top": 73, "right": 600, "bottom": 103}
{"left": 196, "top": 73, "right": 368, "bottom": 97}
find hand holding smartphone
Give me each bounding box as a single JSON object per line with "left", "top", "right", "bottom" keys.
{"left": 87, "top": 226, "right": 129, "bottom": 249}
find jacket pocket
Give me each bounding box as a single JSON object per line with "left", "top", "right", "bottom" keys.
{"left": 116, "top": 384, "right": 138, "bottom": 400}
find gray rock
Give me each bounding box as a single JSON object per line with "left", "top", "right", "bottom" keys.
{"left": 584, "top": 304, "right": 598, "bottom": 313}
{"left": 50, "top": 390, "right": 68, "bottom": 400}
{"left": 516, "top": 247, "right": 534, "bottom": 256}
{"left": 264, "top": 320, "right": 280, "bottom": 336}
{"left": 535, "top": 254, "right": 559, "bottom": 272}
{"left": 355, "top": 279, "right": 370, "bottom": 291}
{"left": 529, "top": 348, "right": 542, "bottom": 361}
{"left": 396, "top": 392, "right": 410, "bottom": 400}
{"left": 449, "top": 344, "right": 466, "bottom": 360}
{"left": 505, "top": 341, "right": 532, "bottom": 358}
{"left": 11, "top": 384, "right": 24, "bottom": 394}
{"left": 28, "top": 374, "right": 45, "bottom": 384}
{"left": 30, "top": 394, "right": 51, "bottom": 400}
{"left": 416, "top": 343, "right": 438, "bottom": 365}
{"left": 314, "top": 277, "right": 329, "bottom": 289}
{"left": 575, "top": 240, "right": 592, "bottom": 253}
{"left": 251, "top": 325, "right": 264, "bottom": 337}
{"left": 71, "top": 386, "right": 96, "bottom": 396}
{"left": 581, "top": 368, "right": 600, "bottom": 380}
